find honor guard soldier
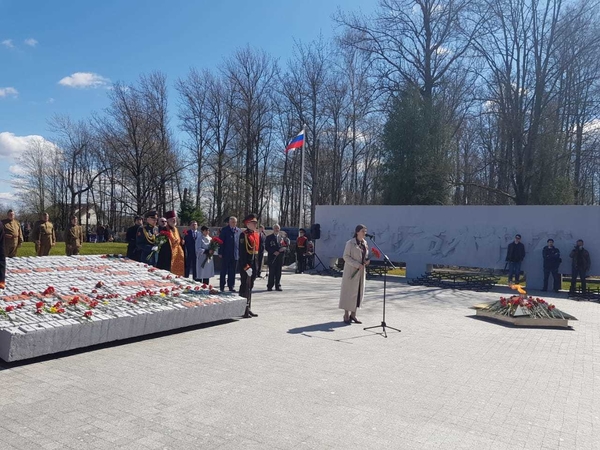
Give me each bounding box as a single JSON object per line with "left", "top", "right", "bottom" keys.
{"left": 1, "top": 209, "right": 23, "bottom": 257}
{"left": 296, "top": 228, "right": 308, "bottom": 273}
{"left": 239, "top": 213, "right": 260, "bottom": 318}
{"left": 136, "top": 211, "right": 159, "bottom": 265}
{"left": 126, "top": 216, "right": 143, "bottom": 260}
{"left": 32, "top": 212, "right": 56, "bottom": 256}
{"left": 65, "top": 215, "right": 85, "bottom": 256}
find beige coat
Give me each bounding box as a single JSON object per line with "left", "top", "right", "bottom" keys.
{"left": 338, "top": 238, "right": 369, "bottom": 312}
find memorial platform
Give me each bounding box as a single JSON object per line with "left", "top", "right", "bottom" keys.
{"left": 0, "top": 255, "right": 246, "bottom": 362}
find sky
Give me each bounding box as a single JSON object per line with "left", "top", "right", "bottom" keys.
{"left": 0, "top": 0, "right": 378, "bottom": 206}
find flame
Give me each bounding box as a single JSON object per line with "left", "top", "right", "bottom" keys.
{"left": 510, "top": 284, "right": 527, "bottom": 295}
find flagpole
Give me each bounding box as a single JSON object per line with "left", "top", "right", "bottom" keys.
{"left": 299, "top": 124, "right": 306, "bottom": 230}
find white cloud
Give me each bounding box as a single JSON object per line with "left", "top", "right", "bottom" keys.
{"left": 24, "top": 38, "right": 38, "bottom": 47}
{"left": 0, "top": 192, "right": 17, "bottom": 202}
{"left": 47, "top": 97, "right": 55, "bottom": 104}
{"left": 9, "top": 165, "right": 27, "bottom": 176}
{"left": 58, "top": 72, "right": 110, "bottom": 89}
{"left": 0, "top": 87, "right": 18, "bottom": 98}
{"left": 0, "top": 132, "right": 51, "bottom": 158}
{"left": 1, "top": 39, "right": 14, "bottom": 48}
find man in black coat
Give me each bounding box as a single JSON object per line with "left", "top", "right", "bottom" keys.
{"left": 569, "top": 239, "right": 591, "bottom": 295}
{"left": 265, "top": 224, "right": 289, "bottom": 292}
{"left": 218, "top": 216, "right": 240, "bottom": 292}
{"left": 184, "top": 221, "right": 199, "bottom": 279}
{"left": 126, "top": 216, "right": 143, "bottom": 261}
{"left": 542, "top": 239, "right": 561, "bottom": 292}
{"left": 506, "top": 234, "right": 526, "bottom": 285}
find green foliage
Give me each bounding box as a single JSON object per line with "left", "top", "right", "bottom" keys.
{"left": 178, "top": 196, "right": 205, "bottom": 225}
{"left": 381, "top": 88, "right": 452, "bottom": 205}
{"left": 532, "top": 176, "right": 574, "bottom": 205}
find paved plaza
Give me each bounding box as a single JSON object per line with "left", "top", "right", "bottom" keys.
{"left": 0, "top": 271, "right": 598, "bottom": 449}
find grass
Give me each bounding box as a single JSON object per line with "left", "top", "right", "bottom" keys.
{"left": 14, "top": 242, "right": 128, "bottom": 257}
{"left": 387, "top": 267, "right": 521, "bottom": 286}
{"left": 388, "top": 268, "right": 406, "bottom": 276}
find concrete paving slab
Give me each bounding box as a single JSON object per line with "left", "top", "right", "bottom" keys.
{"left": 0, "top": 272, "right": 598, "bottom": 449}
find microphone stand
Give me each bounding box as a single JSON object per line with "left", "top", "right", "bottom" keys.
{"left": 364, "top": 235, "right": 401, "bottom": 338}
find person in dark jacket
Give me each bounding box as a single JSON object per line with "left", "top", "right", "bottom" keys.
{"left": 218, "top": 216, "right": 241, "bottom": 292}
{"left": 506, "top": 234, "right": 526, "bottom": 284}
{"left": 542, "top": 239, "right": 561, "bottom": 292}
{"left": 265, "top": 224, "right": 289, "bottom": 291}
{"left": 569, "top": 239, "right": 591, "bottom": 295}
{"left": 126, "top": 216, "right": 143, "bottom": 260}
{"left": 184, "top": 221, "right": 199, "bottom": 279}
{"left": 103, "top": 224, "right": 112, "bottom": 243}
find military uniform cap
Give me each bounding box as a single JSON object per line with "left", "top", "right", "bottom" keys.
{"left": 144, "top": 210, "right": 158, "bottom": 218}
{"left": 243, "top": 213, "right": 258, "bottom": 224}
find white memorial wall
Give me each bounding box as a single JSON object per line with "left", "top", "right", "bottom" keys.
{"left": 314, "top": 205, "right": 600, "bottom": 290}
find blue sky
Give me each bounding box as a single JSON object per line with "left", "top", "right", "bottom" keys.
{"left": 0, "top": 0, "right": 377, "bottom": 205}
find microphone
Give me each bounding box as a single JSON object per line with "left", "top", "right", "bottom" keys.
{"left": 365, "top": 233, "right": 375, "bottom": 239}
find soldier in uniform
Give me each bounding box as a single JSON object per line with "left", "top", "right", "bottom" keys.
{"left": 136, "top": 210, "right": 159, "bottom": 265}
{"left": 32, "top": 212, "right": 56, "bottom": 256}
{"left": 296, "top": 228, "right": 308, "bottom": 273}
{"left": 65, "top": 215, "right": 85, "bottom": 256}
{"left": 126, "top": 216, "right": 143, "bottom": 260}
{"left": 239, "top": 213, "right": 260, "bottom": 318}
{"left": 1, "top": 209, "right": 23, "bottom": 257}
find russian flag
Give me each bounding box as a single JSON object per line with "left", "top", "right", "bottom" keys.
{"left": 285, "top": 130, "right": 305, "bottom": 153}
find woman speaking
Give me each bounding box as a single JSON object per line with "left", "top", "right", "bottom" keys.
{"left": 339, "top": 224, "right": 370, "bottom": 324}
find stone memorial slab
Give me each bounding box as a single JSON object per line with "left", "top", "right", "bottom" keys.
{"left": 0, "top": 255, "right": 246, "bottom": 362}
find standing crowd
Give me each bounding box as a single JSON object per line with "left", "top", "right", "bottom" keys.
{"left": 129, "top": 211, "right": 304, "bottom": 318}
{"left": 505, "top": 233, "right": 591, "bottom": 294}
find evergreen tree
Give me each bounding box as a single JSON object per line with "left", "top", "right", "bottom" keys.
{"left": 381, "top": 88, "right": 451, "bottom": 205}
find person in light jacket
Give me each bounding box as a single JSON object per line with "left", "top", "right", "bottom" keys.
{"left": 339, "top": 224, "right": 370, "bottom": 324}
{"left": 195, "top": 226, "right": 215, "bottom": 284}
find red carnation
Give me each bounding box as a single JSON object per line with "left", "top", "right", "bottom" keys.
{"left": 35, "top": 301, "right": 44, "bottom": 309}
{"left": 5, "top": 305, "right": 15, "bottom": 312}
{"left": 212, "top": 237, "right": 224, "bottom": 245}
{"left": 370, "top": 247, "right": 382, "bottom": 259}
{"left": 83, "top": 310, "right": 93, "bottom": 318}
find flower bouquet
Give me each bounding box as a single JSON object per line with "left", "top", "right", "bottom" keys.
{"left": 474, "top": 285, "right": 577, "bottom": 324}
{"left": 202, "top": 236, "right": 223, "bottom": 268}
{"left": 147, "top": 230, "right": 170, "bottom": 262}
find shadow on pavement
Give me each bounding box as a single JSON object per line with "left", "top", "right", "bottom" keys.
{"left": 287, "top": 321, "right": 350, "bottom": 334}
